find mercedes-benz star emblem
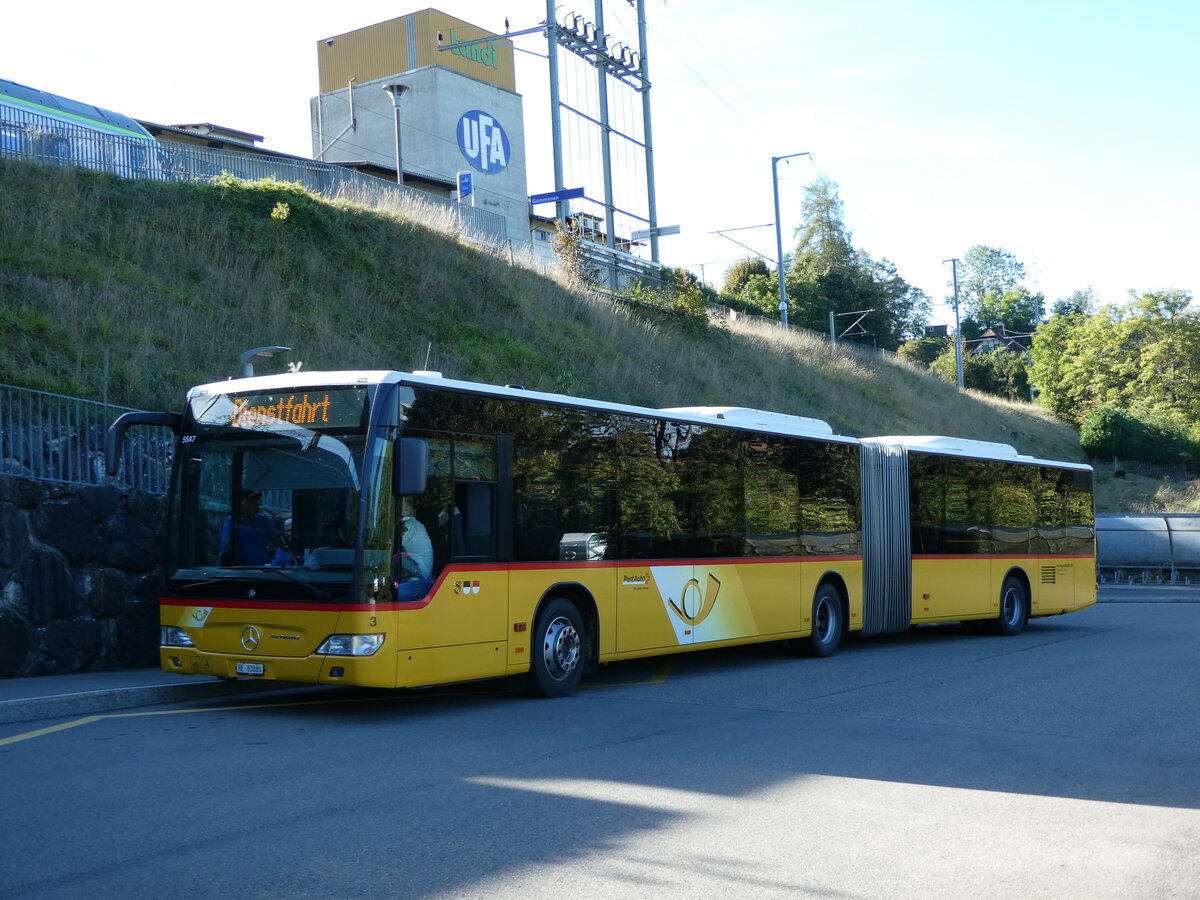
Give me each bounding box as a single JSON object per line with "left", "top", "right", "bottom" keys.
{"left": 241, "top": 625, "right": 261, "bottom": 651}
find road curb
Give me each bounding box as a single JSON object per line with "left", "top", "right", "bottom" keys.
{"left": 0, "top": 678, "right": 298, "bottom": 726}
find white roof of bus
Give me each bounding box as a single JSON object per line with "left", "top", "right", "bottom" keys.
{"left": 189, "top": 372, "right": 1088, "bottom": 468}
{"left": 863, "top": 435, "right": 1092, "bottom": 471}
{"left": 190, "top": 370, "right": 855, "bottom": 443}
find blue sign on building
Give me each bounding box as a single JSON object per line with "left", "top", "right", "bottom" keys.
{"left": 457, "top": 110, "right": 510, "bottom": 175}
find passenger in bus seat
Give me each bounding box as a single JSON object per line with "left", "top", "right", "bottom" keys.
{"left": 270, "top": 518, "right": 297, "bottom": 567}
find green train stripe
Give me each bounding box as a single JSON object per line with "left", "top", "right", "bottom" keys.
{"left": 0, "top": 94, "right": 151, "bottom": 140}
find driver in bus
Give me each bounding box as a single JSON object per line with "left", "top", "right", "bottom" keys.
{"left": 219, "top": 491, "right": 280, "bottom": 566}
{"left": 393, "top": 498, "right": 434, "bottom": 599}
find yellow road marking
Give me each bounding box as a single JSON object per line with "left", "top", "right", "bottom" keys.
{"left": 0, "top": 715, "right": 103, "bottom": 746}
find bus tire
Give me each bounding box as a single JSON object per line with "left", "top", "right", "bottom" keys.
{"left": 799, "top": 583, "right": 843, "bottom": 658}
{"left": 991, "top": 576, "right": 1028, "bottom": 636}
{"left": 524, "top": 597, "right": 586, "bottom": 698}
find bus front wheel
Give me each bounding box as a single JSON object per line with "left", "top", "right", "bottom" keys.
{"left": 799, "top": 583, "right": 844, "bottom": 658}
{"left": 991, "top": 576, "right": 1029, "bottom": 636}
{"left": 524, "top": 597, "right": 586, "bottom": 698}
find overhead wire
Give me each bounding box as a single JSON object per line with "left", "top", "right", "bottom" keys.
{"left": 653, "top": 0, "right": 764, "bottom": 115}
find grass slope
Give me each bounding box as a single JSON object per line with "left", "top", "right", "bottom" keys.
{"left": 4, "top": 159, "right": 1152, "bottom": 509}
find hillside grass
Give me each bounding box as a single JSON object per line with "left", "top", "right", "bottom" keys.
{"left": 2, "top": 157, "right": 1167, "bottom": 512}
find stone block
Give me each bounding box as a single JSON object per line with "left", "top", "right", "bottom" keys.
{"left": 33, "top": 496, "right": 101, "bottom": 565}
{"left": 18, "top": 548, "right": 79, "bottom": 625}
{"left": 0, "top": 502, "right": 28, "bottom": 567}
{"left": 100, "top": 514, "right": 159, "bottom": 572}
{"left": 44, "top": 618, "right": 102, "bottom": 669}
{"left": 82, "top": 567, "right": 131, "bottom": 618}
{"left": 79, "top": 484, "right": 121, "bottom": 523}
{"left": 127, "top": 491, "right": 167, "bottom": 532}
{"left": 0, "top": 476, "right": 46, "bottom": 507}
{"left": 0, "top": 610, "right": 30, "bottom": 677}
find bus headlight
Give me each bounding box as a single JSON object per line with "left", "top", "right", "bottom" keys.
{"left": 161, "top": 626, "right": 195, "bottom": 647}
{"left": 317, "top": 634, "right": 384, "bottom": 656}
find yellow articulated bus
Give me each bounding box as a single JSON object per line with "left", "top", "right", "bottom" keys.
{"left": 106, "top": 370, "right": 1096, "bottom": 698}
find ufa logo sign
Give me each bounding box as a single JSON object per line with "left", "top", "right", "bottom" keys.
{"left": 457, "top": 110, "right": 510, "bottom": 174}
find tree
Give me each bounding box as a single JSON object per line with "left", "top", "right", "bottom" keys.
{"left": 897, "top": 336, "right": 950, "bottom": 367}
{"left": 551, "top": 221, "right": 597, "bottom": 288}
{"left": 792, "top": 176, "right": 855, "bottom": 271}
{"left": 1050, "top": 288, "right": 1093, "bottom": 319}
{"left": 930, "top": 344, "right": 1030, "bottom": 400}
{"left": 720, "top": 258, "right": 770, "bottom": 298}
{"left": 958, "top": 245, "right": 1026, "bottom": 312}
{"left": 971, "top": 285, "right": 1045, "bottom": 337}
{"left": 1029, "top": 288, "right": 1199, "bottom": 422}
{"left": 782, "top": 176, "right": 930, "bottom": 349}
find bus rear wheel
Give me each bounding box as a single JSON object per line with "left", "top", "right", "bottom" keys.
{"left": 991, "top": 576, "right": 1029, "bottom": 636}
{"left": 799, "top": 583, "right": 843, "bottom": 658}
{"left": 524, "top": 597, "right": 586, "bottom": 698}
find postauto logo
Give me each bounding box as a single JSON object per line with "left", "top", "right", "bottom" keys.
{"left": 457, "top": 110, "right": 510, "bottom": 175}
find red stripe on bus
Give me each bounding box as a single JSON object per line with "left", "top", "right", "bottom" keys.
{"left": 912, "top": 554, "right": 1094, "bottom": 561}
{"left": 160, "top": 556, "right": 869, "bottom": 612}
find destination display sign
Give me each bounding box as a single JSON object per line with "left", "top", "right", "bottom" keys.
{"left": 190, "top": 387, "right": 368, "bottom": 432}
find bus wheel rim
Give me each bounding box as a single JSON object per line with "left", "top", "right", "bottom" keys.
{"left": 815, "top": 598, "right": 832, "bottom": 642}
{"left": 1002, "top": 587, "right": 1020, "bottom": 624}
{"left": 543, "top": 616, "right": 580, "bottom": 680}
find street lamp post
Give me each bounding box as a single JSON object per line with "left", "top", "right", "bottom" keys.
{"left": 772, "top": 152, "right": 810, "bottom": 329}
{"left": 382, "top": 83, "right": 410, "bottom": 187}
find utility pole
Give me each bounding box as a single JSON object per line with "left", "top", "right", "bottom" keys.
{"left": 944, "top": 257, "right": 964, "bottom": 389}
{"left": 772, "top": 151, "right": 809, "bottom": 329}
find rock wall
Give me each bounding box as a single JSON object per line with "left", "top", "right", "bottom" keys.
{"left": 0, "top": 475, "right": 165, "bottom": 677}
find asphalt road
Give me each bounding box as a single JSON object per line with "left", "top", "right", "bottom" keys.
{"left": 3, "top": 598, "right": 1199, "bottom": 898}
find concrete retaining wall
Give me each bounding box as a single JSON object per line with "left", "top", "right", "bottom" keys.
{"left": 0, "top": 475, "right": 165, "bottom": 678}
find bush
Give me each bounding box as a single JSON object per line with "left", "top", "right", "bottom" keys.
{"left": 1080, "top": 405, "right": 1199, "bottom": 465}
{"left": 1079, "top": 406, "right": 1137, "bottom": 459}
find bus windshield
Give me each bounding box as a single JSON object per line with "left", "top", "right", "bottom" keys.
{"left": 164, "top": 387, "right": 370, "bottom": 600}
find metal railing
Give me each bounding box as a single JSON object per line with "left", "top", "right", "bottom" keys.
{"left": 0, "top": 109, "right": 507, "bottom": 245}
{"left": 0, "top": 384, "right": 172, "bottom": 494}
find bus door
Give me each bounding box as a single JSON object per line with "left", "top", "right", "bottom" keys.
{"left": 616, "top": 417, "right": 746, "bottom": 652}
{"left": 403, "top": 434, "right": 508, "bottom": 650}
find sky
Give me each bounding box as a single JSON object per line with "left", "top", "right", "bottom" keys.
{"left": 7, "top": 0, "right": 1198, "bottom": 330}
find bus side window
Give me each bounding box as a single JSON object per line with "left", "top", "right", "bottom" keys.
{"left": 454, "top": 481, "right": 495, "bottom": 558}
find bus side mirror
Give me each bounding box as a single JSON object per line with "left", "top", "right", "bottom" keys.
{"left": 394, "top": 437, "right": 428, "bottom": 496}
{"left": 105, "top": 411, "right": 181, "bottom": 477}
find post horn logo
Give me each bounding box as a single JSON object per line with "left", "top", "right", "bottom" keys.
{"left": 241, "top": 625, "right": 261, "bottom": 651}
{"left": 668, "top": 573, "right": 721, "bottom": 626}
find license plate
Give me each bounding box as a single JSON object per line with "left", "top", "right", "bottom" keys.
{"left": 235, "top": 662, "right": 265, "bottom": 676}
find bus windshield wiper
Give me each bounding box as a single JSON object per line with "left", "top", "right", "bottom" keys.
{"left": 171, "top": 578, "right": 235, "bottom": 595}
{"left": 171, "top": 571, "right": 330, "bottom": 600}
{"left": 233, "top": 567, "right": 332, "bottom": 600}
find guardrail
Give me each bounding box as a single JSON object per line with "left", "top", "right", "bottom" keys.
{"left": 0, "top": 384, "right": 172, "bottom": 494}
